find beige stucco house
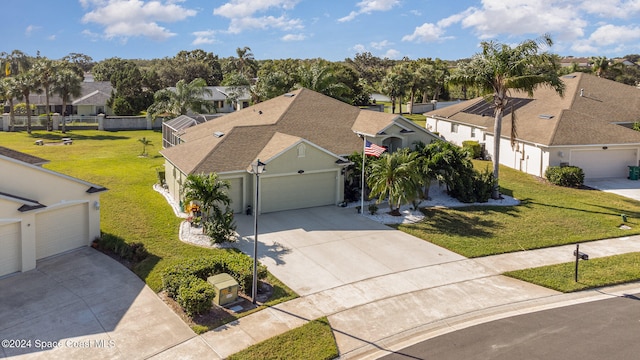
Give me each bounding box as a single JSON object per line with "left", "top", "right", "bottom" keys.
{"left": 161, "top": 88, "right": 440, "bottom": 214}
{"left": 425, "top": 72, "right": 640, "bottom": 179}
{"left": 0, "top": 147, "right": 106, "bottom": 277}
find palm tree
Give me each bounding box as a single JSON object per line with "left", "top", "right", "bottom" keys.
{"left": 52, "top": 68, "right": 83, "bottom": 133}
{"left": 32, "top": 57, "right": 57, "bottom": 130}
{"left": 381, "top": 70, "right": 402, "bottom": 114}
{"left": 590, "top": 56, "right": 609, "bottom": 77}
{"left": 138, "top": 137, "right": 152, "bottom": 156}
{"left": 182, "top": 173, "right": 231, "bottom": 233}
{"left": 0, "top": 77, "right": 19, "bottom": 131}
{"left": 448, "top": 35, "right": 564, "bottom": 199}
{"left": 367, "top": 148, "right": 421, "bottom": 215}
{"left": 294, "top": 61, "right": 350, "bottom": 102}
{"left": 13, "top": 70, "right": 41, "bottom": 134}
{"left": 234, "top": 46, "right": 258, "bottom": 79}
{"left": 147, "top": 78, "right": 214, "bottom": 119}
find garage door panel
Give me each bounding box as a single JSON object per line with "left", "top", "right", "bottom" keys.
{"left": 0, "top": 223, "right": 21, "bottom": 277}
{"left": 36, "top": 204, "right": 89, "bottom": 260}
{"left": 261, "top": 172, "right": 336, "bottom": 213}
{"left": 228, "top": 178, "right": 243, "bottom": 214}
{"left": 571, "top": 149, "right": 637, "bottom": 179}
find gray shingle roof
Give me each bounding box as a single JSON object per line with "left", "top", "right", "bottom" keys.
{"left": 0, "top": 146, "right": 49, "bottom": 165}
{"left": 161, "top": 88, "right": 402, "bottom": 174}
{"left": 426, "top": 72, "right": 640, "bottom": 146}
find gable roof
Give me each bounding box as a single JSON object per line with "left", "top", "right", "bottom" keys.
{"left": 426, "top": 72, "right": 640, "bottom": 146}
{"left": 161, "top": 88, "right": 421, "bottom": 174}
{"left": 0, "top": 146, "right": 49, "bottom": 166}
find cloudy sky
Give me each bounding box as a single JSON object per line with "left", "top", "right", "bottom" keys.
{"left": 6, "top": 0, "right": 640, "bottom": 61}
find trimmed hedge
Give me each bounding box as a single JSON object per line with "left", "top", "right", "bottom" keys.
{"left": 462, "top": 140, "right": 482, "bottom": 159}
{"left": 545, "top": 165, "right": 585, "bottom": 188}
{"left": 162, "top": 252, "right": 269, "bottom": 314}
{"left": 176, "top": 275, "right": 216, "bottom": 316}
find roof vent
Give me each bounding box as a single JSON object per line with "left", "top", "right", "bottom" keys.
{"left": 538, "top": 114, "right": 554, "bottom": 119}
{"left": 213, "top": 131, "right": 224, "bottom": 138}
{"left": 258, "top": 110, "right": 262, "bottom": 114}
{"left": 284, "top": 93, "right": 295, "bottom": 97}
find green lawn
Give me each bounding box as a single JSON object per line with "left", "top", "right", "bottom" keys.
{"left": 505, "top": 252, "right": 640, "bottom": 292}
{"left": 0, "top": 130, "right": 297, "bottom": 305}
{"left": 397, "top": 160, "right": 640, "bottom": 257}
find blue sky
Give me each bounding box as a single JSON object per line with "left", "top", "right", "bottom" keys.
{"left": 5, "top": 0, "right": 640, "bottom": 62}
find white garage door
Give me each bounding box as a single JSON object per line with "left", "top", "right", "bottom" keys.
{"left": 571, "top": 149, "right": 637, "bottom": 179}
{"left": 0, "top": 222, "right": 21, "bottom": 277}
{"left": 36, "top": 204, "right": 89, "bottom": 260}
{"left": 261, "top": 172, "right": 337, "bottom": 213}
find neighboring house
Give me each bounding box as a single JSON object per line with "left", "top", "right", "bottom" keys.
{"left": 161, "top": 88, "right": 439, "bottom": 214}
{"left": 25, "top": 81, "right": 114, "bottom": 116}
{"left": 164, "top": 86, "right": 251, "bottom": 114}
{"left": 0, "top": 146, "right": 107, "bottom": 277}
{"left": 425, "top": 72, "right": 640, "bottom": 179}
{"left": 162, "top": 114, "right": 225, "bottom": 148}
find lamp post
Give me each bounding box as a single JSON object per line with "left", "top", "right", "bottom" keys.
{"left": 250, "top": 159, "right": 266, "bottom": 304}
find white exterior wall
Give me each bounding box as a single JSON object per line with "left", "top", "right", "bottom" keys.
{"left": 425, "top": 116, "right": 483, "bottom": 146}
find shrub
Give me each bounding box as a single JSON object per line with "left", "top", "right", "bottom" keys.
{"left": 545, "top": 166, "right": 584, "bottom": 188}
{"left": 462, "top": 140, "right": 482, "bottom": 159}
{"left": 204, "top": 208, "right": 237, "bottom": 244}
{"left": 175, "top": 276, "right": 216, "bottom": 316}
{"left": 96, "top": 234, "right": 149, "bottom": 263}
{"left": 368, "top": 203, "right": 378, "bottom": 215}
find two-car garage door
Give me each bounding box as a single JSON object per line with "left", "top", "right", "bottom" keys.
{"left": 261, "top": 172, "right": 337, "bottom": 213}
{"left": 571, "top": 149, "right": 638, "bottom": 179}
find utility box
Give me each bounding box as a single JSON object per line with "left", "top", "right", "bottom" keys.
{"left": 207, "top": 273, "right": 239, "bottom": 306}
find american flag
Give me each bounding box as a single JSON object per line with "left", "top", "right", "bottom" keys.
{"left": 365, "top": 140, "right": 386, "bottom": 157}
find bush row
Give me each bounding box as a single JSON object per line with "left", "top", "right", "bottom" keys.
{"left": 545, "top": 166, "right": 584, "bottom": 188}
{"left": 448, "top": 167, "right": 495, "bottom": 203}
{"left": 462, "top": 140, "right": 482, "bottom": 159}
{"left": 96, "top": 234, "right": 149, "bottom": 263}
{"left": 162, "top": 253, "right": 268, "bottom": 315}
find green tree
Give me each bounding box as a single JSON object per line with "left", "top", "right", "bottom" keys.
{"left": 0, "top": 77, "right": 19, "bottom": 131}
{"left": 138, "top": 137, "right": 152, "bottom": 156}
{"left": 590, "top": 56, "right": 609, "bottom": 77}
{"left": 32, "top": 57, "right": 57, "bottom": 130}
{"left": 367, "top": 148, "right": 421, "bottom": 215}
{"left": 233, "top": 46, "right": 258, "bottom": 79}
{"left": 147, "top": 78, "right": 214, "bottom": 119}
{"left": 182, "top": 173, "right": 232, "bottom": 236}
{"left": 448, "top": 35, "right": 564, "bottom": 199}
{"left": 13, "top": 70, "right": 41, "bottom": 134}
{"left": 295, "top": 60, "right": 350, "bottom": 102}
{"left": 52, "top": 67, "right": 83, "bottom": 133}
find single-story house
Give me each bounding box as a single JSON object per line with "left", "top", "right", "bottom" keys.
{"left": 161, "top": 88, "right": 440, "bottom": 214}
{"left": 425, "top": 72, "right": 640, "bottom": 179}
{"left": 20, "top": 81, "right": 114, "bottom": 117}
{"left": 0, "top": 147, "right": 107, "bottom": 277}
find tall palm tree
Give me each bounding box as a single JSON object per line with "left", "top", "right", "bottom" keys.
{"left": 367, "top": 148, "right": 421, "bottom": 215}
{"left": 1, "top": 50, "right": 30, "bottom": 77}
{"left": 147, "top": 78, "right": 214, "bottom": 119}
{"left": 590, "top": 56, "right": 609, "bottom": 77}
{"left": 448, "top": 35, "right": 564, "bottom": 199}
{"left": 182, "top": 173, "right": 231, "bottom": 233}
{"left": 13, "top": 70, "right": 41, "bottom": 134}
{"left": 52, "top": 68, "right": 83, "bottom": 133}
{"left": 381, "top": 70, "right": 402, "bottom": 114}
{"left": 234, "top": 46, "right": 258, "bottom": 79}
{"left": 32, "top": 57, "right": 57, "bottom": 130}
{"left": 0, "top": 77, "right": 19, "bottom": 131}
{"left": 295, "top": 61, "right": 350, "bottom": 102}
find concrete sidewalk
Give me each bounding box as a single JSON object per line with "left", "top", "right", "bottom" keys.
{"left": 181, "top": 234, "right": 640, "bottom": 359}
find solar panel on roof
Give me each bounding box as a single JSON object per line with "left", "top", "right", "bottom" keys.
{"left": 461, "top": 98, "right": 533, "bottom": 117}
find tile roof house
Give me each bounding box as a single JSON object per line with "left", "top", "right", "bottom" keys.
{"left": 0, "top": 146, "right": 107, "bottom": 277}
{"left": 161, "top": 88, "right": 440, "bottom": 213}
{"left": 425, "top": 72, "right": 640, "bottom": 179}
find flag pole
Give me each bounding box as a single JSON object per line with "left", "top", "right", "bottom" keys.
{"left": 361, "top": 135, "right": 366, "bottom": 215}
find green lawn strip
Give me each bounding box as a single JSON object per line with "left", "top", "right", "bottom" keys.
{"left": 396, "top": 160, "right": 640, "bottom": 257}
{"left": 0, "top": 130, "right": 297, "bottom": 310}
{"left": 227, "top": 317, "right": 338, "bottom": 360}
{"left": 505, "top": 252, "right": 640, "bottom": 292}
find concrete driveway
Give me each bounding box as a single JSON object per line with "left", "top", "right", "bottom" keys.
{"left": 233, "top": 206, "right": 465, "bottom": 296}
{"left": 0, "top": 248, "right": 196, "bottom": 359}
{"left": 585, "top": 178, "right": 640, "bottom": 202}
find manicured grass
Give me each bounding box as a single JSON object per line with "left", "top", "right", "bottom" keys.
{"left": 397, "top": 160, "right": 640, "bottom": 257}
{"left": 0, "top": 130, "right": 297, "bottom": 306}
{"left": 505, "top": 252, "right": 640, "bottom": 292}
{"left": 227, "top": 317, "right": 338, "bottom": 360}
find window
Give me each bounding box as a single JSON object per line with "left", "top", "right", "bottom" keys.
{"left": 471, "top": 128, "right": 476, "bottom": 138}
{"left": 451, "top": 123, "right": 459, "bottom": 133}
{"left": 297, "top": 143, "right": 306, "bottom": 158}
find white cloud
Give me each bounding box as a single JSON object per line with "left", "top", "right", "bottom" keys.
{"left": 579, "top": 0, "right": 640, "bottom": 19}
{"left": 282, "top": 33, "right": 306, "bottom": 41}
{"left": 192, "top": 30, "right": 216, "bottom": 45}
{"left": 352, "top": 44, "right": 367, "bottom": 53}
{"left": 382, "top": 49, "right": 400, "bottom": 59}
{"left": 47, "top": 35, "right": 57, "bottom": 41}
{"left": 370, "top": 40, "right": 392, "bottom": 50}
{"left": 338, "top": 0, "right": 400, "bottom": 22}
{"left": 25, "top": 25, "right": 40, "bottom": 36}
{"left": 213, "top": 0, "right": 303, "bottom": 34}
{"left": 402, "top": 22, "right": 447, "bottom": 43}
{"left": 81, "top": 0, "right": 197, "bottom": 41}
{"left": 588, "top": 23, "right": 640, "bottom": 46}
